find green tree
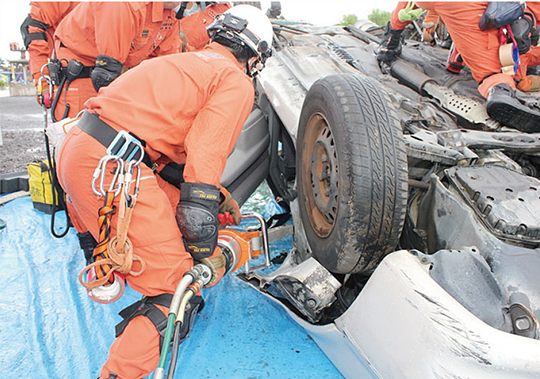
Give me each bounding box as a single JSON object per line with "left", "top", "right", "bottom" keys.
{"left": 337, "top": 14, "right": 358, "bottom": 26}
{"left": 368, "top": 9, "right": 391, "bottom": 26}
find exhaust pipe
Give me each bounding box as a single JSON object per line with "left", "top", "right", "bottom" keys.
{"left": 390, "top": 60, "right": 436, "bottom": 96}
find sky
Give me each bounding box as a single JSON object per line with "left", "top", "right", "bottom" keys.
{"left": 0, "top": 1, "right": 399, "bottom": 59}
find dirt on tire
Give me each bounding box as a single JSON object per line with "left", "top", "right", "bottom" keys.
{"left": 296, "top": 74, "right": 409, "bottom": 274}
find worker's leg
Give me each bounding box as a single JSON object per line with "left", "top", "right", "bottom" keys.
{"left": 417, "top": 2, "right": 503, "bottom": 87}
{"left": 478, "top": 74, "right": 516, "bottom": 98}
{"left": 57, "top": 124, "right": 193, "bottom": 378}
{"left": 103, "top": 306, "right": 165, "bottom": 379}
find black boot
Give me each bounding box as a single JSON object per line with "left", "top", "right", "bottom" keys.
{"left": 376, "top": 22, "right": 404, "bottom": 64}
{"left": 486, "top": 83, "right": 540, "bottom": 133}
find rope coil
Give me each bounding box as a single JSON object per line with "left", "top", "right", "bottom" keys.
{"left": 79, "top": 162, "right": 146, "bottom": 290}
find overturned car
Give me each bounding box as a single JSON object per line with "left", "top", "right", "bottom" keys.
{"left": 223, "top": 18, "right": 540, "bottom": 378}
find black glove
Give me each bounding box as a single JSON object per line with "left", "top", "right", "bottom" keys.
{"left": 376, "top": 22, "right": 404, "bottom": 64}
{"left": 176, "top": 182, "right": 220, "bottom": 260}
{"left": 91, "top": 54, "right": 123, "bottom": 91}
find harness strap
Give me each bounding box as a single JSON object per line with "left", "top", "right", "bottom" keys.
{"left": 78, "top": 111, "right": 186, "bottom": 186}
{"left": 115, "top": 294, "right": 174, "bottom": 351}
{"left": 78, "top": 111, "right": 154, "bottom": 169}
{"left": 60, "top": 65, "right": 94, "bottom": 79}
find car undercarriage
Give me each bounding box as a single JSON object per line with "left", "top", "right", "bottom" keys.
{"left": 226, "top": 20, "right": 540, "bottom": 377}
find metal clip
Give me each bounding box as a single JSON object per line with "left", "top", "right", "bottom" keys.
{"left": 92, "top": 155, "right": 124, "bottom": 197}
{"left": 123, "top": 160, "right": 141, "bottom": 207}
{"left": 106, "top": 130, "right": 144, "bottom": 164}
{"left": 38, "top": 63, "right": 52, "bottom": 103}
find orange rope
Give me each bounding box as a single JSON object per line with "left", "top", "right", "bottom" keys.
{"left": 79, "top": 191, "right": 116, "bottom": 289}
{"left": 79, "top": 188, "right": 145, "bottom": 290}
{"left": 106, "top": 188, "right": 145, "bottom": 276}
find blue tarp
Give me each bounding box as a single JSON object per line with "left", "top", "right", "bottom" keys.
{"left": 0, "top": 196, "right": 343, "bottom": 378}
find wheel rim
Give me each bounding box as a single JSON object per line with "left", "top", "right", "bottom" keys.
{"left": 302, "top": 113, "right": 339, "bottom": 238}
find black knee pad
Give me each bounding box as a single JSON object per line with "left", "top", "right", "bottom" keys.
{"left": 176, "top": 182, "right": 220, "bottom": 260}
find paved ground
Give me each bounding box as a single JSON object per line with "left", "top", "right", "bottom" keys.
{"left": 0, "top": 96, "right": 46, "bottom": 174}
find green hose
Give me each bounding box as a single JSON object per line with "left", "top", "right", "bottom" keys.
{"left": 154, "top": 315, "right": 176, "bottom": 379}
{"left": 154, "top": 271, "right": 199, "bottom": 379}
{"left": 154, "top": 265, "right": 211, "bottom": 379}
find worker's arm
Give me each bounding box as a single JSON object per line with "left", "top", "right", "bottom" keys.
{"left": 391, "top": 1, "right": 423, "bottom": 30}
{"left": 378, "top": 1, "right": 424, "bottom": 64}
{"left": 176, "top": 69, "right": 253, "bottom": 258}
{"left": 23, "top": 2, "right": 78, "bottom": 105}
{"left": 183, "top": 69, "right": 255, "bottom": 187}
{"left": 91, "top": 2, "right": 142, "bottom": 90}
{"left": 25, "top": 2, "right": 77, "bottom": 74}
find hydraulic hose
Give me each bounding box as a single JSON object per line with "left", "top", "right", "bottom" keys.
{"left": 153, "top": 315, "right": 176, "bottom": 379}
{"left": 166, "top": 323, "right": 182, "bottom": 379}
{"left": 166, "top": 290, "right": 195, "bottom": 379}
{"left": 154, "top": 265, "right": 210, "bottom": 379}
{"left": 154, "top": 274, "right": 193, "bottom": 379}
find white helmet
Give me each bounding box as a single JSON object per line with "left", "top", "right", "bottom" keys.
{"left": 207, "top": 4, "right": 273, "bottom": 76}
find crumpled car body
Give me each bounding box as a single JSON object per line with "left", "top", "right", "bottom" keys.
{"left": 224, "top": 20, "right": 540, "bottom": 378}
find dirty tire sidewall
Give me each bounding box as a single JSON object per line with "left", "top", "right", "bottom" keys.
{"left": 297, "top": 74, "right": 408, "bottom": 274}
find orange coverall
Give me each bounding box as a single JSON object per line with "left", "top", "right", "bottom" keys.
{"left": 52, "top": 2, "right": 180, "bottom": 121}
{"left": 56, "top": 42, "right": 254, "bottom": 379}
{"left": 25, "top": 2, "right": 79, "bottom": 85}
{"left": 391, "top": 2, "right": 540, "bottom": 97}
{"left": 179, "top": 2, "right": 231, "bottom": 51}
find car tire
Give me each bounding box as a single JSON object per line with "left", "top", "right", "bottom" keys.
{"left": 296, "top": 74, "right": 408, "bottom": 274}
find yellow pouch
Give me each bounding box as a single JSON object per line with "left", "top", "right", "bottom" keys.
{"left": 26, "top": 160, "right": 61, "bottom": 213}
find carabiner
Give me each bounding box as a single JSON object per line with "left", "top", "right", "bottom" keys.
{"left": 38, "top": 63, "right": 53, "bottom": 98}
{"left": 123, "top": 160, "right": 141, "bottom": 207}
{"left": 92, "top": 155, "right": 124, "bottom": 197}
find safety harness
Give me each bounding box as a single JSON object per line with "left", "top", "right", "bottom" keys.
{"left": 76, "top": 111, "right": 148, "bottom": 298}
{"left": 115, "top": 294, "right": 204, "bottom": 351}
{"left": 78, "top": 112, "right": 153, "bottom": 166}
{"left": 49, "top": 58, "right": 95, "bottom": 122}
{"left": 75, "top": 111, "right": 174, "bottom": 285}
{"left": 116, "top": 294, "right": 173, "bottom": 350}
{"left": 78, "top": 111, "right": 186, "bottom": 187}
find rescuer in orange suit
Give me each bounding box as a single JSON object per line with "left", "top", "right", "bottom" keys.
{"left": 20, "top": 1, "right": 79, "bottom": 107}
{"left": 50, "top": 2, "right": 182, "bottom": 122}
{"left": 177, "top": 2, "right": 231, "bottom": 51}
{"left": 377, "top": 2, "right": 540, "bottom": 133}
{"left": 55, "top": 5, "right": 273, "bottom": 378}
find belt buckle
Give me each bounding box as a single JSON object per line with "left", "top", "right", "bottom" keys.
{"left": 106, "top": 130, "right": 144, "bottom": 163}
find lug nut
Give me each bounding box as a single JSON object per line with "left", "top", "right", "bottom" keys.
{"left": 515, "top": 316, "right": 531, "bottom": 331}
